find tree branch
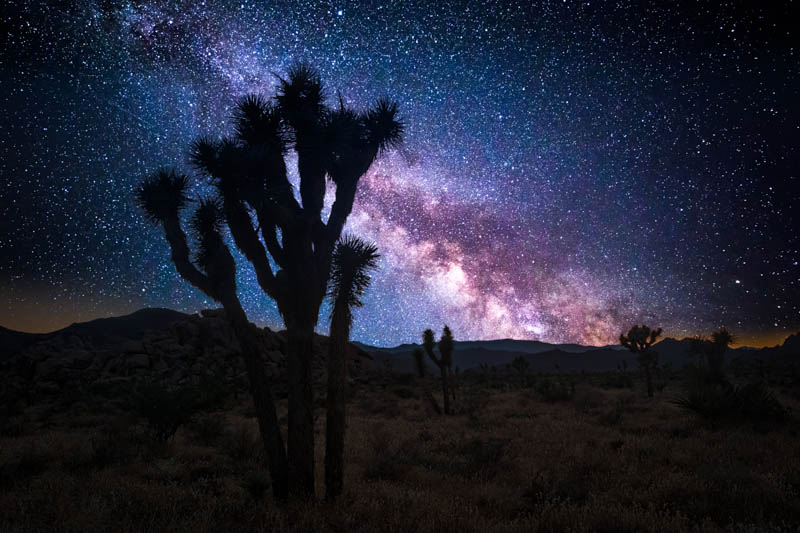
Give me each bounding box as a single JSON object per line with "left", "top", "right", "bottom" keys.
{"left": 162, "top": 217, "right": 215, "bottom": 298}
{"left": 224, "top": 199, "right": 283, "bottom": 301}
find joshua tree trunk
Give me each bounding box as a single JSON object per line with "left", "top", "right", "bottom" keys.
{"left": 644, "top": 366, "right": 654, "bottom": 398}
{"left": 286, "top": 322, "right": 316, "bottom": 499}
{"left": 325, "top": 306, "right": 348, "bottom": 500}
{"left": 223, "top": 297, "right": 289, "bottom": 500}
{"left": 440, "top": 366, "right": 450, "bottom": 415}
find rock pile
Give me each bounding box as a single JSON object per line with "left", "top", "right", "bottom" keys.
{"left": 0, "top": 308, "right": 372, "bottom": 400}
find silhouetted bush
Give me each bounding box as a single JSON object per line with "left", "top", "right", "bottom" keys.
{"left": 363, "top": 425, "right": 405, "bottom": 481}
{"left": 600, "top": 371, "right": 634, "bottom": 389}
{"left": 224, "top": 423, "right": 260, "bottom": 461}
{"left": 130, "top": 382, "right": 200, "bottom": 442}
{"left": 536, "top": 378, "right": 573, "bottom": 402}
{"left": 194, "top": 371, "right": 232, "bottom": 411}
{"left": 673, "top": 380, "right": 788, "bottom": 424}
{"left": 392, "top": 386, "right": 415, "bottom": 399}
{"left": 188, "top": 412, "right": 226, "bottom": 446}
{"left": 519, "top": 468, "right": 591, "bottom": 511}
{"left": 597, "top": 401, "right": 625, "bottom": 426}
{"left": 241, "top": 469, "right": 271, "bottom": 500}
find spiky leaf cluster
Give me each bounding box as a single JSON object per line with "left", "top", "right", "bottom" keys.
{"left": 328, "top": 236, "right": 380, "bottom": 326}
{"left": 135, "top": 169, "right": 190, "bottom": 224}
{"left": 619, "top": 325, "right": 663, "bottom": 353}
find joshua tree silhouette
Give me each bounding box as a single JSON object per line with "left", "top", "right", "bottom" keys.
{"left": 423, "top": 326, "right": 455, "bottom": 414}
{"left": 136, "top": 63, "right": 403, "bottom": 500}
{"left": 412, "top": 348, "right": 427, "bottom": 378}
{"left": 325, "top": 235, "right": 379, "bottom": 501}
{"left": 511, "top": 355, "right": 530, "bottom": 388}
{"left": 620, "top": 325, "right": 662, "bottom": 397}
{"left": 689, "top": 327, "right": 735, "bottom": 384}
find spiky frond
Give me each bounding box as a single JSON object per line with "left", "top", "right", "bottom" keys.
{"left": 620, "top": 325, "right": 662, "bottom": 353}
{"left": 135, "top": 169, "right": 190, "bottom": 224}
{"left": 321, "top": 105, "right": 363, "bottom": 182}
{"left": 191, "top": 196, "right": 224, "bottom": 237}
{"left": 190, "top": 196, "right": 226, "bottom": 272}
{"left": 207, "top": 138, "right": 257, "bottom": 202}
{"left": 328, "top": 235, "right": 379, "bottom": 314}
{"left": 276, "top": 62, "right": 325, "bottom": 128}
{"left": 423, "top": 329, "right": 436, "bottom": 355}
{"left": 711, "top": 328, "right": 735, "bottom": 348}
{"left": 234, "top": 94, "right": 286, "bottom": 151}
{"left": 439, "top": 325, "right": 454, "bottom": 367}
{"left": 363, "top": 97, "right": 404, "bottom": 153}
{"left": 188, "top": 136, "right": 219, "bottom": 175}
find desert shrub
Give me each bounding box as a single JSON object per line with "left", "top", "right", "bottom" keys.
{"left": 224, "top": 423, "right": 261, "bottom": 462}
{"left": 456, "top": 437, "right": 509, "bottom": 479}
{"left": 573, "top": 389, "right": 604, "bottom": 413}
{"left": 519, "top": 468, "right": 592, "bottom": 512}
{"left": 600, "top": 371, "right": 634, "bottom": 389}
{"left": 193, "top": 371, "right": 232, "bottom": 411}
{"left": 358, "top": 393, "right": 403, "bottom": 418}
{"left": 130, "top": 382, "right": 201, "bottom": 442}
{"left": 392, "top": 386, "right": 415, "bottom": 399}
{"left": 598, "top": 400, "right": 625, "bottom": 426}
{"left": 363, "top": 426, "right": 405, "bottom": 481}
{"left": 536, "top": 378, "right": 573, "bottom": 402}
{"left": 241, "top": 469, "right": 271, "bottom": 500}
{"left": 62, "top": 432, "right": 126, "bottom": 471}
{"left": 672, "top": 379, "right": 788, "bottom": 425}
{"left": 460, "top": 388, "right": 487, "bottom": 423}
{"left": 391, "top": 372, "right": 417, "bottom": 386}
{"left": 188, "top": 412, "right": 227, "bottom": 446}
{"left": 361, "top": 424, "right": 425, "bottom": 482}
{"left": 0, "top": 443, "right": 50, "bottom": 485}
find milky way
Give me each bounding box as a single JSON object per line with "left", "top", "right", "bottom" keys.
{"left": 1, "top": 1, "right": 798, "bottom": 346}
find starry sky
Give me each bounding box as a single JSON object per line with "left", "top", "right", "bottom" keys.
{"left": 1, "top": 1, "right": 798, "bottom": 347}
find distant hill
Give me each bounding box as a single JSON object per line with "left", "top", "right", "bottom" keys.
{"left": 0, "top": 325, "right": 44, "bottom": 356}
{"left": 354, "top": 338, "right": 623, "bottom": 355}
{"left": 55, "top": 308, "right": 191, "bottom": 346}
{"left": 365, "top": 333, "right": 798, "bottom": 373}
{"left": 2, "top": 308, "right": 797, "bottom": 373}
{"left": 0, "top": 308, "right": 372, "bottom": 398}
{"left": 1, "top": 308, "right": 191, "bottom": 359}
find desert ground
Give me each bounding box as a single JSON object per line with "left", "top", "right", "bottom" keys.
{"left": 2, "top": 365, "right": 799, "bottom": 532}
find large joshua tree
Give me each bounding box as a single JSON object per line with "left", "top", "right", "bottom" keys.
{"left": 325, "top": 236, "right": 379, "bottom": 501}
{"left": 136, "top": 64, "right": 403, "bottom": 500}
{"left": 620, "top": 325, "right": 662, "bottom": 398}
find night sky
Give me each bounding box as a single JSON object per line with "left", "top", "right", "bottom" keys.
{"left": 1, "top": 1, "right": 798, "bottom": 347}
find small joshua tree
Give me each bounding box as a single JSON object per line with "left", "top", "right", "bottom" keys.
{"left": 325, "top": 236, "right": 379, "bottom": 501}
{"left": 620, "top": 325, "right": 663, "bottom": 397}
{"left": 412, "top": 348, "right": 426, "bottom": 378}
{"left": 689, "top": 328, "right": 735, "bottom": 385}
{"left": 511, "top": 355, "right": 530, "bottom": 388}
{"left": 423, "top": 326, "right": 455, "bottom": 415}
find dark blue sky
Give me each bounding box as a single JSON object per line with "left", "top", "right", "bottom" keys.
{"left": 1, "top": 1, "right": 797, "bottom": 346}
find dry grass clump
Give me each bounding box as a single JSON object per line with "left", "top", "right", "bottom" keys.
{"left": 0, "top": 373, "right": 798, "bottom": 532}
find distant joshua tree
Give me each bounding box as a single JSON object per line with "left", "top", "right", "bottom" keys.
{"left": 325, "top": 236, "right": 379, "bottom": 501}
{"left": 689, "top": 328, "right": 735, "bottom": 384}
{"left": 511, "top": 355, "right": 530, "bottom": 388}
{"left": 136, "top": 63, "right": 403, "bottom": 501}
{"left": 423, "top": 326, "right": 455, "bottom": 415}
{"left": 620, "top": 325, "right": 663, "bottom": 397}
{"left": 412, "top": 348, "right": 427, "bottom": 378}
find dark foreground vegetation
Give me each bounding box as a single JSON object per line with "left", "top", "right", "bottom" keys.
{"left": 2, "top": 357, "right": 799, "bottom": 532}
